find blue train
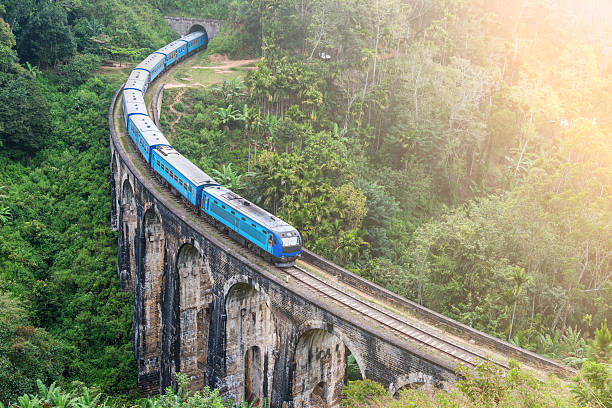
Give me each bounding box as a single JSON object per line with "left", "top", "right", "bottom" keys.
{"left": 121, "top": 31, "right": 302, "bottom": 266}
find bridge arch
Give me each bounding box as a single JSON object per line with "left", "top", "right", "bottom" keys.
{"left": 177, "top": 243, "right": 212, "bottom": 391}
{"left": 223, "top": 274, "right": 271, "bottom": 307}
{"left": 119, "top": 178, "right": 136, "bottom": 291}
{"left": 388, "top": 372, "right": 434, "bottom": 396}
{"left": 224, "top": 282, "right": 276, "bottom": 404}
{"left": 296, "top": 320, "right": 366, "bottom": 380}
{"left": 292, "top": 327, "right": 354, "bottom": 408}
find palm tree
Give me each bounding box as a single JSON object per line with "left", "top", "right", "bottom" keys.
{"left": 214, "top": 104, "right": 239, "bottom": 133}
{"left": 211, "top": 163, "right": 252, "bottom": 192}
{"left": 508, "top": 266, "right": 531, "bottom": 341}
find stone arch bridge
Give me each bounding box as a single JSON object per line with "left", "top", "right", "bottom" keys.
{"left": 164, "top": 16, "right": 224, "bottom": 40}
{"left": 109, "top": 80, "right": 570, "bottom": 406}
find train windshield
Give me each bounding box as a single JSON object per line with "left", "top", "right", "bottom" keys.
{"left": 281, "top": 236, "right": 299, "bottom": 247}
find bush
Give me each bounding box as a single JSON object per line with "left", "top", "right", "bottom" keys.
{"left": 58, "top": 54, "right": 101, "bottom": 89}
{"left": 341, "top": 379, "right": 388, "bottom": 407}
{"left": 0, "top": 294, "right": 70, "bottom": 404}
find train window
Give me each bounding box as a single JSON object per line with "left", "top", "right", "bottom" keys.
{"left": 241, "top": 217, "right": 246, "bottom": 221}
{"left": 252, "top": 223, "right": 256, "bottom": 228}
{"left": 165, "top": 168, "right": 169, "bottom": 174}
{"left": 179, "top": 179, "right": 183, "bottom": 186}
{"left": 214, "top": 200, "right": 217, "bottom": 204}
{"left": 231, "top": 211, "right": 235, "bottom": 215}
{"left": 156, "top": 160, "right": 160, "bottom": 166}
{"left": 189, "top": 186, "right": 192, "bottom": 192}
{"left": 174, "top": 175, "right": 178, "bottom": 181}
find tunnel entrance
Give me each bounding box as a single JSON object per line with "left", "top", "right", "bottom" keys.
{"left": 189, "top": 24, "right": 204, "bottom": 33}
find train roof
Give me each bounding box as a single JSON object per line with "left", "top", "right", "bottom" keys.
{"left": 125, "top": 70, "right": 148, "bottom": 91}
{"left": 204, "top": 185, "right": 294, "bottom": 231}
{"left": 181, "top": 32, "right": 205, "bottom": 42}
{"left": 123, "top": 89, "right": 148, "bottom": 117}
{"left": 130, "top": 115, "right": 169, "bottom": 147}
{"left": 155, "top": 146, "right": 218, "bottom": 186}
{"left": 155, "top": 40, "right": 185, "bottom": 56}
{"left": 135, "top": 53, "right": 165, "bottom": 72}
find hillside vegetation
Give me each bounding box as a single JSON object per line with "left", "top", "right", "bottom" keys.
{"left": 0, "top": 0, "right": 610, "bottom": 405}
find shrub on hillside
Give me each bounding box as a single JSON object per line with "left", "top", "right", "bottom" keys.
{"left": 341, "top": 379, "right": 388, "bottom": 407}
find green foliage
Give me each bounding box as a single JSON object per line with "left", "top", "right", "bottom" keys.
{"left": 58, "top": 54, "right": 101, "bottom": 89}
{"left": 13, "top": 1, "right": 76, "bottom": 66}
{"left": 341, "top": 379, "right": 388, "bottom": 407}
{"left": 590, "top": 320, "right": 612, "bottom": 364}
{"left": 571, "top": 361, "right": 612, "bottom": 408}
{"left": 0, "top": 71, "right": 51, "bottom": 156}
{"left": 0, "top": 294, "right": 70, "bottom": 404}
{"left": 0, "top": 18, "right": 17, "bottom": 72}
{"left": 2, "top": 0, "right": 176, "bottom": 66}
{"left": 0, "top": 70, "right": 135, "bottom": 396}
{"left": 453, "top": 360, "right": 580, "bottom": 408}
{"left": 346, "top": 353, "right": 362, "bottom": 382}
{"left": 146, "top": 373, "right": 231, "bottom": 408}
{"left": 159, "top": 0, "right": 229, "bottom": 19}
{"left": 211, "top": 163, "right": 251, "bottom": 192}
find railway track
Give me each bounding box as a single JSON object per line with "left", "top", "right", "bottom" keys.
{"left": 287, "top": 264, "right": 508, "bottom": 370}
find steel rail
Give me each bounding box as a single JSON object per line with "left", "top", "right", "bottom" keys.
{"left": 290, "top": 264, "right": 510, "bottom": 370}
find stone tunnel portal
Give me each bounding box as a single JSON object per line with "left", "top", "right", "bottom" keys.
{"left": 189, "top": 24, "right": 206, "bottom": 36}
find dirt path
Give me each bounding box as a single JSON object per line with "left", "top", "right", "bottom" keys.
{"left": 167, "top": 88, "right": 186, "bottom": 136}
{"left": 192, "top": 58, "right": 258, "bottom": 72}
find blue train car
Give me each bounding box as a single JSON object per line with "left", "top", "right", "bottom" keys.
{"left": 122, "top": 89, "right": 148, "bottom": 127}
{"left": 201, "top": 186, "right": 302, "bottom": 265}
{"left": 125, "top": 69, "right": 148, "bottom": 93}
{"left": 180, "top": 31, "right": 206, "bottom": 53}
{"left": 151, "top": 146, "right": 218, "bottom": 206}
{"left": 127, "top": 115, "right": 170, "bottom": 163}
{"left": 134, "top": 53, "right": 166, "bottom": 83}
{"left": 155, "top": 40, "right": 187, "bottom": 67}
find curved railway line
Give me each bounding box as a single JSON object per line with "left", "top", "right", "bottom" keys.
{"left": 110, "top": 50, "right": 576, "bottom": 382}
{"left": 288, "top": 264, "right": 509, "bottom": 370}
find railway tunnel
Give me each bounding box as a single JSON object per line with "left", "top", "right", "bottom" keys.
{"left": 164, "top": 16, "right": 223, "bottom": 40}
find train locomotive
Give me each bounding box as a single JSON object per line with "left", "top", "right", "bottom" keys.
{"left": 121, "top": 31, "right": 302, "bottom": 267}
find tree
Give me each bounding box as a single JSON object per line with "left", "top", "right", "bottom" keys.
{"left": 0, "top": 18, "right": 17, "bottom": 73}
{"left": 0, "top": 293, "right": 69, "bottom": 404}
{"left": 0, "top": 71, "right": 51, "bottom": 156}
{"left": 211, "top": 163, "right": 251, "bottom": 192}
{"left": 58, "top": 54, "right": 101, "bottom": 88}
{"left": 507, "top": 266, "right": 531, "bottom": 341}
{"left": 16, "top": 2, "right": 76, "bottom": 66}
